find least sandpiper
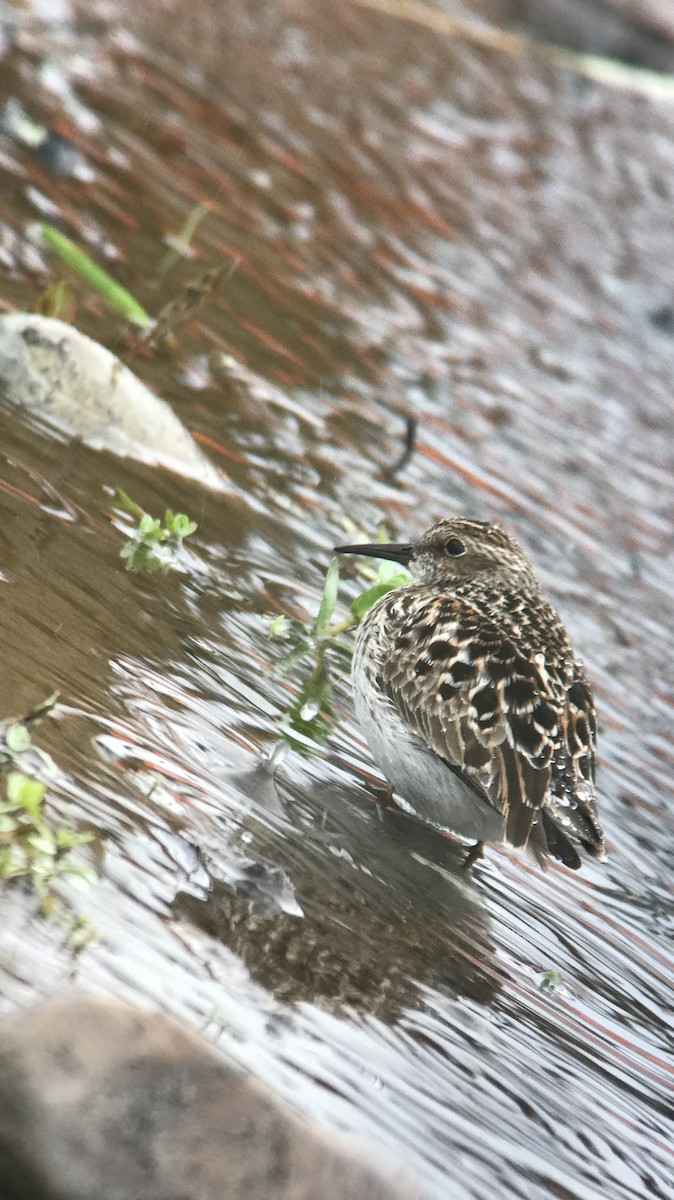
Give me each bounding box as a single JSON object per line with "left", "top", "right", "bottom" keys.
{"left": 335, "top": 518, "right": 605, "bottom": 870}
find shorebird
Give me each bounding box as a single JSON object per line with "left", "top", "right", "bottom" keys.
{"left": 335, "top": 518, "right": 605, "bottom": 869}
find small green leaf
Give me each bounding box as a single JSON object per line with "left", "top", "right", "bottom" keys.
{"left": 138, "top": 513, "right": 160, "bottom": 538}
{"left": 56, "top": 828, "right": 94, "bottom": 849}
{"left": 113, "top": 488, "right": 145, "bottom": 519}
{"left": 0, "top": 743, "right": 97, "bottom": 916}
{"left": 266, "top": 614, "right": 290, "bottom": 638}
{"left": 170, "top": 514, "right": 197, "bottom": 539}
{"left": 313, "top": 557, "right": 340, "bottom": 633}
{"left": 350, "top": 572, "right": 409, "bottom": 619}
{"left": 6, "top": 724, "right": 31, "bottom": 754}
{"left": 6, "top": 772, "right": 45, "bottom": 815}
{"left": 27, "top": 827, "right": 57, "bottom": 856}
{"left": 3, "top": 843, "right": 28, "bottom": 876}
{"left": 538, "top": 968, "right": 564, "bottom": 992}
{"left": 115, "top": 492, "right": 197, "bottom": 572}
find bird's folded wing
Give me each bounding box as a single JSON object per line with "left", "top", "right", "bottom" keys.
{"left": 377, "top": 592, "right": 565, "bottom": 849}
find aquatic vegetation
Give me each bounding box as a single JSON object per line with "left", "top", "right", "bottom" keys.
{"left": 267, "top": 525, "right": 409, "bottom": 753}
{"left": 114, "top": 488, "right": 198, "bottom": 573}
{"left": 41, "top": 217, "right": 236, "bottom": 350}
{"left": 41, "top": 224, "right": 152, "bottom": 327}
{"left": 0, "top": 698, "right": 96, "bottom": 924}
{"left": 538, "top": 968, "right": 565, "bottom": 992}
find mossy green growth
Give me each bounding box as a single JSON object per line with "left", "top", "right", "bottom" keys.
{"left": 0, "top": 698, "right": 96, "bottom": 923}
{"left": 114, "top": 488, "right": 197, "bottom": 572}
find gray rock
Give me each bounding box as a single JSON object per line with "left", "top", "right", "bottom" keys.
{"left": 0, "top": 313, "right": 225, "bottom": 489}
{"left": 0, "top": 993, "right": 424, "bottom": 1200}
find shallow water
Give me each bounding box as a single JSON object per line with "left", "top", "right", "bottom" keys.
{"left": 1, "top": 1, "right": 673, "bottom": 1197}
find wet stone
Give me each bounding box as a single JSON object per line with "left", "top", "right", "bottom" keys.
{"left": 0, "top": 994, "right": 423, "bottom": 1200}
{"left": 0, "top": 314, "right": 226, "bottom": 490}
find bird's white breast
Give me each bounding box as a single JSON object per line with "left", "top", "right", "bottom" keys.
{"left": 352, "top": 605, "right": 505, "bottom": 844}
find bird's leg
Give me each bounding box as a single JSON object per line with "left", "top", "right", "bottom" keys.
{"left": 370, "top": 782, "right": 394, "bottom": 822}
{"left": 462, "top": 840, "right": 485, "bottom": 871}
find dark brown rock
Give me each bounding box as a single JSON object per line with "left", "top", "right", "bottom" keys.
{"left": 0, "top": 994, "right": 424, "bottom": 1200}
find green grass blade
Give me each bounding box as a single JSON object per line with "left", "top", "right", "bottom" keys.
{"left": 41, "top": 224, "right": 152, "bottom": 327}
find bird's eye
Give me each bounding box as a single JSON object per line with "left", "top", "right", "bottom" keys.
{"left": 444, "top": 538, "right": 466, "bottom": 557}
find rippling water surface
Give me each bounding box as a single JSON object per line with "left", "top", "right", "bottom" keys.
{"left": 1, "top": 2, "right": 673, "bottom": 1197}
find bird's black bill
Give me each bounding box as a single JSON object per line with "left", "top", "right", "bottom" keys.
{"left": 334, "top": 542, "right": 415, "bottom": 566}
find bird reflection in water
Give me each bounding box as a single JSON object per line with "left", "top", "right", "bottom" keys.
{"left": 173, "top": 767, "right": 500, "bottom": 1023}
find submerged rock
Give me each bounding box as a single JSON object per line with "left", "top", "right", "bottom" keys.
{"left": 0, "top": 313, "right": 225, "bottom": 489}
{"left": 0, "top": 993, "right": 423, "bottom": 1200}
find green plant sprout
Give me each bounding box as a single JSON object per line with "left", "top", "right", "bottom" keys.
{"left": 114, "top": 488, "right": 198, "bottom": 572}
{"left": 538, "top": 968, "right": 565, "bottom": 992}
{"left": 266, "top": 524, "right": 409, "bottom": 754}
{"left": 41, "top": 224, "right": 152, "bottom": 327}
{"left": 41, "top": 219, "right": 237, "bottom": 356}
{"left": 0, "top": 697, "right": 96, "bottom": 927}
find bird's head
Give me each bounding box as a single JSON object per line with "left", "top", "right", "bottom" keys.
{"left": 335, "top": 518, "right": 540, "bottom": 591}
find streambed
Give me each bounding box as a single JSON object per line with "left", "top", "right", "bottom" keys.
{"left": 0, "top": 2, "right": 673, "bottom": 1197}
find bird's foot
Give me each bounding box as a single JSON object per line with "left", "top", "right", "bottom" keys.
{"left": 462, "top": 840, "right": 485, "bottom": 871}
